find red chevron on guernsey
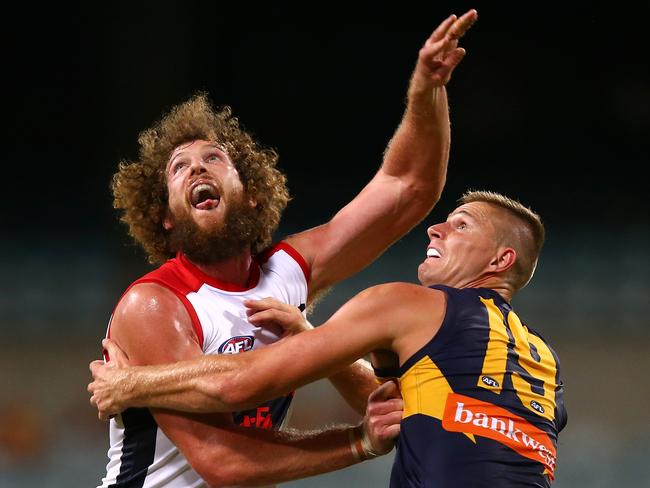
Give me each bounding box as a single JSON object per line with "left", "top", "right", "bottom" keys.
{"left": 442, "top": 393, "right": 557, "bottom": 479}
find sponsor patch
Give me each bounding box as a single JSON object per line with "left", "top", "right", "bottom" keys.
{"left": 442, "top": 393, "right": 557, "bottom": 479}
{"left": 218, "top": 335, "right": 255, "bottom": 354}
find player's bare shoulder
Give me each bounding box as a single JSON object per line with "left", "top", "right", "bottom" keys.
{"left": 358, "top": 282, "right": 446, "bottom": 307}
{"left": 110, "top": 283, "right": 200, "bottom": 363}
{"left": 361, "top": 283, "right": 448, "bottom": 363}
{"left": 352, "top": 282, "right": 446, "bottom": 331}
{"left": 112, "top": 283, "right": 185, "bottom": 324}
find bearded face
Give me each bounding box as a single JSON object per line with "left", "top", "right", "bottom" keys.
{"left": 164, "top": 140, "right": 264, "bottom": 265}
{"left": 167, "top": 194, "right": 261, "bottom": 265}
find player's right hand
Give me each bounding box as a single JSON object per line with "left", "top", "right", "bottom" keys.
{"left": 88, "top": 339, "right": 132, "bottom": 420}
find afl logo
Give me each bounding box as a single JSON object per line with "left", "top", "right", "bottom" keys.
{"left": 530, "top": 400, "right": 545, "bottom": 414}
{"left": 481, "top": 376, "right": 500, "bottom": 388}
{"left": 218, "top": 335, "right": 255, "bottom": 354}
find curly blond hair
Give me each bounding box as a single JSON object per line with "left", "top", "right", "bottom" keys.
{"left": 112, "top": 93, "right": 289, "bottom": 264}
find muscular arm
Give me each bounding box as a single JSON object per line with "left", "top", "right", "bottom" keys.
{"left": 108, "top": 283, "right": 387, "bottom": 486}
{"left": 283, "top": 11, "right": 476, "bottom": 411}
{"left": 286, "top": 11, "right": 477, "bottom": 298}
{"left": 326, "top": 359, "right": 378, "bottom": 415}
{"left": 91, "top": 283, "right": 446, "bottom": 416}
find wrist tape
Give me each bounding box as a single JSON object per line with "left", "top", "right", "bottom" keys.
{"left": 348, "top": 425, "right": 380, "bottom": 461}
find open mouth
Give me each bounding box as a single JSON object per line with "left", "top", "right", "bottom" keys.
{"left": 426, "top": 247, "right": 441, "bottom": 259}
{"left": 190, "top": 183, "right": 221, "bottom": 210}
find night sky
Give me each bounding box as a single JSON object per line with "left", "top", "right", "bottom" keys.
{"left": 5, "top": 3, "right": 648, "bottom": 248}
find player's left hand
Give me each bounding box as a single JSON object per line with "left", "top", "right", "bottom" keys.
{"left": 244, "top": 297, "right": 313, "bottom": 338}
{"left": 87, "top": 339, "right": 132, "bottom": 420}
{"left": 361, "top": 380, "right": 404, "bottom": 456}
{"left": 411, "top": 9, "right": 478, "bottom": 92}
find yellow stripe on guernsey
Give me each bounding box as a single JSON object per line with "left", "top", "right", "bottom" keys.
{"left": 507, "top": 312, "right": 558, "bottom": 421}
{"left": 400, "top": 356, "right": 475, "bottom": 443}
{"left": 477, "top": 298, "right": 509, "bottom": 394}
{"left": 478, "top": 298, "right": 558, "bottom": 422}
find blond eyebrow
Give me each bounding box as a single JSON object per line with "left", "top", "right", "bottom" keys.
{"left": 447, "top": 209, "right": 475, "bottom": 220}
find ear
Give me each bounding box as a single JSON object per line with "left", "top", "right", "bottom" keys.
{"left": 247, "top": 195, "right": 258, "bottom": 209}
{"left": 163, "top": 210, "right": 173, "bottom": 230}
{"left": 489, "top": 247, "right": 516, "bottom": 273}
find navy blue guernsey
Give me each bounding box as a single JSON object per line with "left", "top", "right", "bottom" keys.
{"left": 379, "top": 286, "right": 567, "bottom": 488}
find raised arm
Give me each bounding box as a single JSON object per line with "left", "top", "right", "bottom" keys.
{"left": 104, "top": 283, "right": 401, "bottom": 486}
{"left": 89, "top": 283, "right": 446, "bottom": 416}
{"left": 281, "top": 9, "right": 477, "bottom": 415}
{"left": 287, "top": 10, "right": 478, "bottom": 297}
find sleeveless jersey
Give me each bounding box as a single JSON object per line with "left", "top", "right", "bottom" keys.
{"left": 379, "top": 286, "right": 567, "bottom": 488}
{"left": 98, "top": 242, "right": 309, "bottom": 488}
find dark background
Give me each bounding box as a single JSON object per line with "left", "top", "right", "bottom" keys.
{"left": 2, "top": 3, "right": 649, "bottom": 487}
{"left": 5, "top": 3, "right": 649, "bottom": 240}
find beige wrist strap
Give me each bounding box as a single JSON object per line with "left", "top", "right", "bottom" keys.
{"left": 348, "top": 425, "right": 380, "bottom": 461}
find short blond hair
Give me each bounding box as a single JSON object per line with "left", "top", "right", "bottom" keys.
{"left": 459, "top": 190, "right": 545, "bottom": 290}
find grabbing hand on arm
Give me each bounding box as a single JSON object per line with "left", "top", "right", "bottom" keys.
{"left": 88, "top": 336, "right": 240, "bottom": 419}
{"left": 88, "top": 297, "right": 310, "bottom": 420}
{"left": 88, "top": 339, "right": 133, "bottom": 420}
{"left": 245, "top": 297, "right": 313, "bottom": 337}
{"left": 87, "top": 283, "right": 442, "bottom": 421}
{"left": 351, "top": 380, "right": 404, "bottom": 459}
{"left": 93, "top": 283, "right": 409, "bottom": 486}
{"left": 245, "top": 297, "right": 378, "bottom": 415}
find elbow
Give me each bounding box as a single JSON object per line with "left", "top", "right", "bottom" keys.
{"left": 400, "top": 179, "right": 443, "bottom": 217}
{"left": 190, "top": 452, "right": 261, "bottom": 487}
{"left": 416, "top": 183, "right": 442, "bottom": 209}
{"left": 201, "top": 373, "right": 263, "bottom": 412}
{"left": 188, "top": 453, "right": 238, "bottom": 487}
{"left": 202, "top": 469, "right": 241, "bottom": 488}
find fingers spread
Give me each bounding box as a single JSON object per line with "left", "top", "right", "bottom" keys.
{"left": 420, "top": 38, "right": 452, "bottom": 60}
{"left": 428, "top": 14, "right": 457, "bottom": 44}
{"left": 244, "top": 297, "right": 293, "bottom": 313}
{"left": 248, "top": 308, "right": 285, "bottom": 325}
{"left": 427, "top": 9, "right": 477, "bottom": 47}
{"left": 443, "top": 48, "right": 467, "bottom": 69}
{"left": 447, "top": 9, "right": 478, "bottom": 41}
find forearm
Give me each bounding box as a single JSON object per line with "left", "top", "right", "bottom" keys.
{"left": 380, "top": 83, "right": 450, "bottom": 203}
{"left": 379, "top": 8, "right": 477, "bottom": 198}
{"left": 110, "top": 326, "right": 371, "bottom": 415}
{"left": 117, "top": 356, "right": 239, "bottom": 413}
{"left": 192, "top": 426, "right": 364, "bottom": 486}
{"left": 328, "top": 358, "right": 378, "bottom": 415}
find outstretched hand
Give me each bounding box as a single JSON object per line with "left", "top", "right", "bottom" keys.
{"left": 244, "top": 297, "right": 313, "bottom": 338}
{"left": 88, "top": 339, "right": 132, "bottom": 420}
{"left": 412, "top": 9, "right": 478, "bottom": 91}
